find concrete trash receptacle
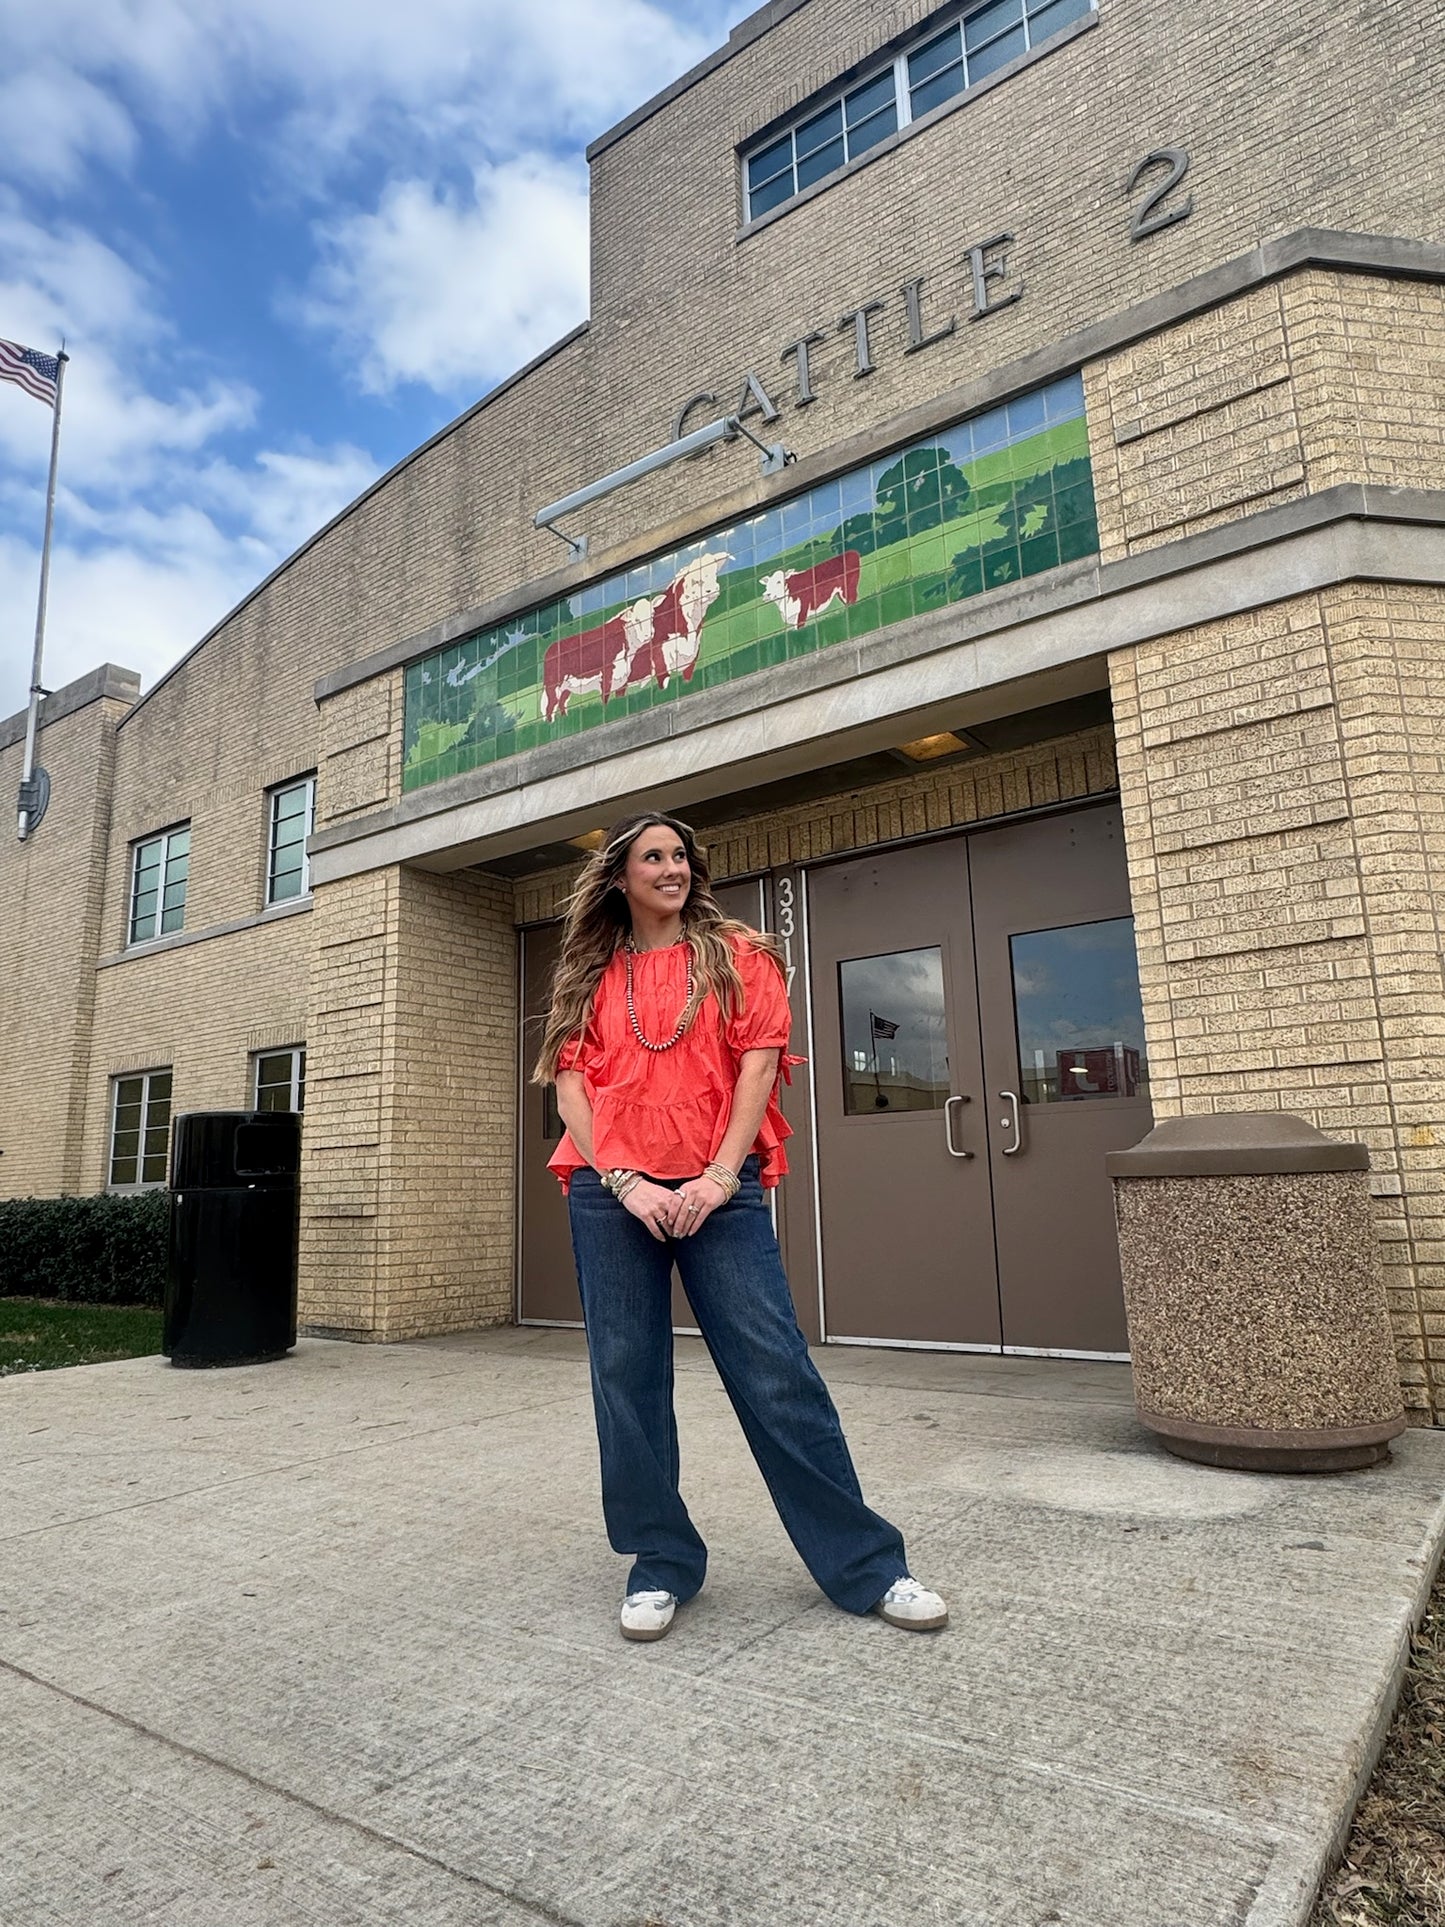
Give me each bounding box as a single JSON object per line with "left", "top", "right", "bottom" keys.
{"left": 1106, "top": 1114, "right": 1406, "bottom": 1472}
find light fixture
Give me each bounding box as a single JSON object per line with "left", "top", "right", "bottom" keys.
{"left": 892, "top": 729, "right": 986, "bottom": 765}
{"left": 534, "top": 414, "right": 794, "bottom": 563}
{"left": 568, "top": 829, "right": 607, "bottom": 852}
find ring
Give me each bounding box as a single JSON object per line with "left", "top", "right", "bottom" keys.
{"left": 686, "top": 1203, "right": 700, "bottom": 1214}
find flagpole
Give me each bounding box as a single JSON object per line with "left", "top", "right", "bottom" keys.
{"left": 17, "top": 346, "right": 69, "bottom": 842}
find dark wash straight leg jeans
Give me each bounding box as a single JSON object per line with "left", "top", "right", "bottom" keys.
{"left": 567, "top": 1158, "right": 908, "bottom": 1613}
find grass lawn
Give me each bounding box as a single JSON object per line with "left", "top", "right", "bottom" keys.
{"left": 0, "top": 1298, "right": 162, "bottom": 1375}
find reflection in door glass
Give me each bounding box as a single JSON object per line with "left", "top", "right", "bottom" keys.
{"left": 838, "top": 948, "right": 949, "bottom": 1114}
{"left": 1010, "top": 918, "right": 1148, "bottom": 1103}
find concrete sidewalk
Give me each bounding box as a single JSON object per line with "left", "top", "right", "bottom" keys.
{"left": 1, "top": 1329, "right": 1442, "bottom": 1927}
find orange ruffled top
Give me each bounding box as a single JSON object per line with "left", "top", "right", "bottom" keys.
{"left": 548, "top": 934, "right": 800, "bottom": 1192}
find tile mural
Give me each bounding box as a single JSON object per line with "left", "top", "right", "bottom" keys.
{"left": 402, "top": 373, "right": 1098, "bottom": 791}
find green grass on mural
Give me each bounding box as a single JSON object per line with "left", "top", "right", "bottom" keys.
{"left": 403, "top": 375, "right": 1099, "bottom": 791}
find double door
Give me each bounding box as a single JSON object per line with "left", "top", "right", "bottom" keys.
{"left": 808, "top": 805, "right": 1150, "bottom": 1355}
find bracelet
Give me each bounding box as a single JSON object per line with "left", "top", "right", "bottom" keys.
{"left": 601, "top": 1167, "right": 638, "bottom": 1197}
{"left": 703, "top": 1161, "right": 741, "bottom": 1200}
{"left": 614, "top": 1173, "right": 642, "bottom": 1203}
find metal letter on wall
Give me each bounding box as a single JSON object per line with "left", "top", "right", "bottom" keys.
{"left": 1126, "top": 147, "right": 1193, "bottom": 241}
{"left": 966, "top": 234, "right": 1024, "bottom": 320}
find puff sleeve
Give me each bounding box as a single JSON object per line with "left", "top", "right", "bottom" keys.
{"left": 726, "top": 941, "right": 794, "bottom": 1055}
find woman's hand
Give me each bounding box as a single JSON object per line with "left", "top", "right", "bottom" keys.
{"left": 671, "top": 1173, "right": 730, "bottom": 1237}
{"left": 621, "top": 1178, "right": 686, "bottom": 1242}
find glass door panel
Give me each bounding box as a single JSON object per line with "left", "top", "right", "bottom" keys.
{"left": 808, "top": 842, "right": 1000, "bottom": 1347}
{"left": 838, "top": 947, "right": 951, "bottom": 1114}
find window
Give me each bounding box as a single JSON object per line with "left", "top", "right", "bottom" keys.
{"left": 1009, "top": 919, "right": 1148, "bottom": 1104}
{"left": 743, "top": 0, "right": 1094, "bottom": 221}
{"left": 253, "top": 1047, "right": 306, "bottom": 1113}
{"left": 837, "top": 948, "right": 950, "bottom": 1115}
{"left": 109, "top": 1069, "right": 173, "bottom": 1188}
{"left": 129, "top": 826, "right": 189, "bottom": 944}
{"left": 267, "top": 776, "right": 315, "bottom": 905}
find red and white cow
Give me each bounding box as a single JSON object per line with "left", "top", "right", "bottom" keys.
{"left": 759, "top": 549, "right": 862, "bottom": 629}
{"left": 541, "top": 595, "right": 658, "bottom": 721}
{"left": 542, "top": 552, "right": 731, "bottom": 720}
{"left": 615, "top": 551, "right": 732, "bottom": 697}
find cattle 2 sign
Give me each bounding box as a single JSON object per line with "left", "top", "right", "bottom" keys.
{"left": 673, "top": 152, "right": 1196, "bottom": 438}
{"left": 402, "top": 373, "right": 1097, "bottom": 791}
{"left": 672, "top": 237, "right": 1021, "bottom": 444}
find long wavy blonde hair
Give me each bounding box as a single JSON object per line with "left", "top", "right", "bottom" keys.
{"left": 532, "top": 811, "right": 784, "bottom": 1083}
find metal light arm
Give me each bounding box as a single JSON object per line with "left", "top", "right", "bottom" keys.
{"left": 534, "top": 414, "right": 793, "bottom": 563}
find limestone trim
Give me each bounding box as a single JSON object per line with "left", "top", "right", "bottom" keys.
{"left": 309, "top": 489, "right": 1445, "bottom": 882}
{"left": 0, "top": 663, "right": 139, "bottom": 752}
{"left": 97, "top": 895, "right": 312, "bottom": 971}
{"left": 314, "top": 232, "right": 1445, "bottom": 705}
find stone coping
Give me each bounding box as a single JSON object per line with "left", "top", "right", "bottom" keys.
{"left": 307, "top": 484, "right": 1445, "bottom": 881}
{"left": 1107, "top": 1114, "right": 1371, "bottom": 1177}
{"left": 0, "top": 663, "right": 140, "bottom": 753}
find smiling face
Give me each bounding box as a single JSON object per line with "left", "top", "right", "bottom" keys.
{"left": 621, "top": 821, "right": 692, "bottom": 916}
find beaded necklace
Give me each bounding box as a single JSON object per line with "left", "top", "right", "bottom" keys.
{"left": 623, "top": 937, "right": 696, "bottom": 1052}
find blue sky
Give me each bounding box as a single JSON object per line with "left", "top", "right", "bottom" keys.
{"left": 0, "top": 0, "right": 744, "bottom": 720}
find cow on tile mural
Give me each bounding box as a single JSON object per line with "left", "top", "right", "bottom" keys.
{"left": 542, "top": 551, "right": 731, "bottom": 720}
{"left": 404, "top": 375, "right": 1101, "bottom": 791}
{"left": 760, "top": 550, "right": 862, "bottom": 630}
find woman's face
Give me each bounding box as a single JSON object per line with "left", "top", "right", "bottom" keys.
{"left": 620, "top": 822, "right": 691, "bottom": 914}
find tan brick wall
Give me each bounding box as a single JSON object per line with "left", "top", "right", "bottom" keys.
{"left": 0, "top": 692, "right": 130, "bottom": 1197}
{"left": 514, "top": 723, "right": 1118, "bottom": 920}
{"left": 583, "top": 0, "right": 1440, "bottom": 556}
{"left": 299, "top": 865, "right": 516, "bottom": 1337}
{"left": 1087, "top": 271, "right": 1445, "bottom": 560}
{"left": 1109, "top": 584, "right": 1445, "bottom": 1423}
{"left": 81, "top": 912, "right": 313, "bottom": 1191}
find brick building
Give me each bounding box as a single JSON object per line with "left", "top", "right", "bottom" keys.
{"left": 5, "top": 0, "right": 1445, "bottom": 1419}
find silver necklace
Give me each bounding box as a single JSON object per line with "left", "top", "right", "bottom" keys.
{"left": 623, "top": 938, "right": 695, "bottom": 1052}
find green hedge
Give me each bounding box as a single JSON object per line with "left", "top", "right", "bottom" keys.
{"left": 0, "top": 1193, "right": 168, "bottom": 1306}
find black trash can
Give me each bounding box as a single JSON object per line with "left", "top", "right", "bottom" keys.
{"left": 164, "top": 1112, "right": 300, "bottom": 1367}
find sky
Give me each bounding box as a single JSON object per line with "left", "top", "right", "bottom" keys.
{"left": 0, "top": 0, "right": 746, "bottom": 722}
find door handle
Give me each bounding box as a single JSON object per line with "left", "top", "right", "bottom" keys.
{"left": 998, "top": 1090, "right": 1022, "bottom": 1156}
{"left": 944, "top": 1094, "right": 974, "bottom": 1159}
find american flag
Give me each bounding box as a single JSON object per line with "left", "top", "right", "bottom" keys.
{"left": 0, "top": 339, "right": 61, "bottom": 407}
{"left": 870, "top": 1011, "right": 899, "bottom": 1040}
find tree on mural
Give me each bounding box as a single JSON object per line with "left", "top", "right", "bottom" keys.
{"left": 840, "top": 446, "right": 972, "bottom": 555}
{"left": 946, "top": 454, "right": 1096, "bottom": 603}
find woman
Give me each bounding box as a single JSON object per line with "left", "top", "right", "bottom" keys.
{"left": 535, "top": 810, "right": 948, "bottom": 1643}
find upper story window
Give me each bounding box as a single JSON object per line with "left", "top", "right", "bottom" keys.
{"left": 253, "top": 1046, "right": 306, "bottom": 1113}
{"left": 267, "top": 775, "right": 315, "bottom": 905}
{"left": 744, "top": 0, "right": 1095, "bottom": 222}
{"left": 109, "top": 1068, "right": 172, "bottom": 1188}
{"left": 129, "top": 825, "right": 190, "bottom": 944}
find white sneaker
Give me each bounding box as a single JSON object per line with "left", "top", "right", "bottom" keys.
{"left": 620, "top": 1589, "right": 677, "bottom": 1642}
{"left": 875, "top": 1575, "right": 948, "bottom": 1631}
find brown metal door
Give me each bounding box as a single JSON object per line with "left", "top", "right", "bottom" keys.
{"left": 518, "top": 922, "right": 579, "bottom": 1323}
{"left": 517, "top": 879, "right": 766, "bottom": 1328}
{"left": 808, "top": 843, "right": 1000, "bottom": 1346}
{"left": 969, "top": 804, "right": 1152, "bottom": 1355}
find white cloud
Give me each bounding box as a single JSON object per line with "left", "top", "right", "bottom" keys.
{"left": 4, "top": 1, "right": 735, "bottom": 191}
{"left": 0, "top": 1, "right": 747, "bottom": 717}
{"left": 0, "top": 440, "right": 380, "bottom": 721}
{"left": 0, "top": 66, "right": 137, "bottom": 188}
{"left": 302, "top": 157, "right": 590, "bottom": 393}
